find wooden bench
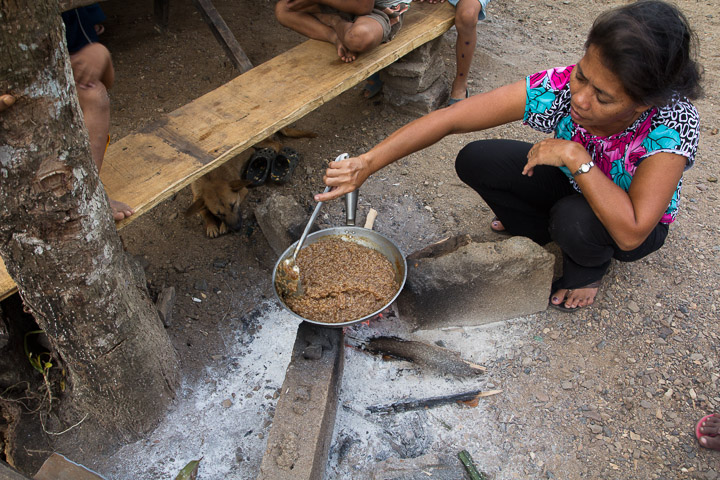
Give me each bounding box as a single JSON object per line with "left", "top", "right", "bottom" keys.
{"left": 0, "top": 3, "right": 455, "bottom": 301}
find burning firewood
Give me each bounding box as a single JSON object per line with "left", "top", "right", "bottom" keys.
{"left": 367, "top": 389, "right": 502, "bottom": 414}
{"left": 346, "top": 335, "right": 486, "bottom": 377}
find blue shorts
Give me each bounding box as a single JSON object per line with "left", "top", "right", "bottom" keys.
{"left": 62, "top": 4, "right": 106, "bottom": 53}
{"left": 447, "top": 0, "right": 490, "bottom": 21}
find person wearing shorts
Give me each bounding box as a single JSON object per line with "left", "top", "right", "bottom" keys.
{"left": 275, "top": 0, "right": 409, "bottom": 63}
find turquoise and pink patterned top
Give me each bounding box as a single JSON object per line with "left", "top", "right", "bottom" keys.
{"left": 523, "top": 65, "right": 700, "bottom": 224}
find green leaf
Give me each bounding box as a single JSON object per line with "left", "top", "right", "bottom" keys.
{"left": 175, "top": 458, "right": 202, "bottom": 480}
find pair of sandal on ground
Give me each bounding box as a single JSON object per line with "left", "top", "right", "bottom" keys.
{"left": 243, "top": 146, "right": 301, "bottom": 186}
{"left": 491, "top": 217, "right": 600, "bottom": 313}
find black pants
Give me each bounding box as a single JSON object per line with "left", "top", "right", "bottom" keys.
{"left": 455, "top": 139, "right": 669, "bottom": 289}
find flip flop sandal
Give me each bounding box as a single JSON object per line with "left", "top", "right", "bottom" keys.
{"left": 384, "top": 2, "right": 409, "bottom": 18}
{"left": 244, "top": 147, "right": 274, "bottom": 186}
{"left": 363, "top": 72, "right": 384, "bottom": 99}
{"left": 447, "top": 88, "right": 469, "bottom": 107}
{"left": 548, "top": 279, "right": 601, "bottom": 313}
{"left": 270, "top": 147, "right": 301, "bottom": 184}
{"left": 696, "top": 414, "right": 718, "bottom": 441}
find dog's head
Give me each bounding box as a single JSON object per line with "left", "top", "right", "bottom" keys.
{"left": 186, "top": 179, "right": 250, "bottom": 232}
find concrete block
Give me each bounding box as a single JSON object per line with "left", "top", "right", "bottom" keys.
{"left": 397, "top": 235, "right": 555, "bottom": 330}
{"left": 383, "top": 76, "right": 449, "bottom": 116}
{"left": 382, "top": 37, "right": 448, "bottom": 93}
{"left": 258, "top": 323, "right": 344, "bottom": 480}
{"left": 380, "top": 56, "right": 446, "bottom": 94}
{"left": 254, "top": 194, "right": 316, "bottom": 257}
{"left": 385, "top": 36, "right": 446, "bottom": 76}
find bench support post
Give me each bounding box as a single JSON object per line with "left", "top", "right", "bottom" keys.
{"left": 191, "top": 0, "right": 254, "bottom": 72}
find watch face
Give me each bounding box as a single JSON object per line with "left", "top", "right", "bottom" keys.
{"left": 581, "top": 164, "right": 590, "bottom": 173}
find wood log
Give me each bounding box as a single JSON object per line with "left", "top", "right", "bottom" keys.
{"left": 347, "top": 335, "right": 485, "bottom": 377}
{"left": 367, "top": 389, "right": 502, "bottom": 414}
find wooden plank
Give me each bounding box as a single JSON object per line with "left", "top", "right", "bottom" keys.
{"left": 191, "top": 0, "right": 254, "bottom": 72}
{"left": 154, "top": 0, "right": 170, "bottom": 30}
{"left": 0, "top": 2, "right": 455, "bottom": 301}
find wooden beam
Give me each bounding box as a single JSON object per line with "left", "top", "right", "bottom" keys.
{"left": 191, "top": 0, "right": 254, "bottom": 72}
{"left": 153, "top": 0, "right": 169, "bottom": 30}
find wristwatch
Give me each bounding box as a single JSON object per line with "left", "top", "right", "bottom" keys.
{"left": 573, "top": 160, "right": 595, "bottom": 177}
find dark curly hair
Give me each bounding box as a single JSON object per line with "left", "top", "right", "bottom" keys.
{"left": 585, "top": 0, "right": 703, "bottom": 107}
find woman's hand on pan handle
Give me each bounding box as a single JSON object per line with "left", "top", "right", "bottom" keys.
{"left": 315, "top": 154, "right": 371, "bottom": 202}
{"left": 522, "top": 138, "right": 589, "bottom": 177}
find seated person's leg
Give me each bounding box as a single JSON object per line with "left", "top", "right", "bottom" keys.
{"left": 451, "top": 0, "right": 483, "bottom": 101}
{"left": 338, "top": 14, "right": 385, "bottom": 60}
{"left": 72, "top": 45, "right": 133, "bottom": 221}
{"left": 75, "top": 82, "right": 133, "bottom": 221}
{"left": 275, "top": 1, "right": 337, "bottom": 44}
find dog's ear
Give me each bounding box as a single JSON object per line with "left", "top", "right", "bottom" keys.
{"left": 185, "top": 198, "right": 207, "bottom": 216}
{"left": 230, "top": 179, "right": 252, "bottom": 191}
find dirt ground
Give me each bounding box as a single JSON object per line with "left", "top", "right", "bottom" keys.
{"left": 8, "top": 0, "right": 720, "bottom": 478}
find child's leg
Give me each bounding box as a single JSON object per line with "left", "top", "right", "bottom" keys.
{"left": 275, "top": 1, "right": 339, "bottom": 47}
{"left": 340, "top": 16, "right": 385, "bottom": 56}
{"left": 451, "top": 0, "right": 483, "bottom": 100}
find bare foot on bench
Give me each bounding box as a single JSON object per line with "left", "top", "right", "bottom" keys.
{"left": 111, "top": 199, "right": 134, "bottom": 221}
{"left": 315, "top": 12, "right": 357, "bottom": 62}
{"left": 337, "top": 41, "right": 357, "bottom": 63}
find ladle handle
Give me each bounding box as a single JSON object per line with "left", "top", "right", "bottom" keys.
{"left": 291, "top": 153, "right": 349, "bottom": 261}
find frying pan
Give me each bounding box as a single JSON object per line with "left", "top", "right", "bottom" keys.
{"left": 272, "top": 225, "right": 407, "bottom": 328}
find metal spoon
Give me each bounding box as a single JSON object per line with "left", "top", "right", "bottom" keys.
{"left": 275, "top": 153, "right": 349, "bottom": 297}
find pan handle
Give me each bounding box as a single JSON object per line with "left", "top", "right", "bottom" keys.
{"left": 345, "top": 189, "right": 357, "bottom": 226}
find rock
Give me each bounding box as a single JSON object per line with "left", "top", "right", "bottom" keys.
{"left": 628, "top": 300, "right": 640, "bottom": 313}
{"left": 254, "top": 193, "right": 315, "bottom": 257}
{"left": 155, "top": 286, "right": 176, "bottom": 328}
{"left": 194, "top": 279, "right": 208, "bottom": 291}
{"left": 589, "top": 424, "right": 603, "bottom": 434}
{"left": 536, "top": 392, "right": 550, "bottom": 402}
{"left": 399, "top": 236, "right": 555, "bottom": 330}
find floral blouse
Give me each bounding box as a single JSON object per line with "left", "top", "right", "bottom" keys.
{"left": 524, "top": 65, "right": 700, "bottom": 223}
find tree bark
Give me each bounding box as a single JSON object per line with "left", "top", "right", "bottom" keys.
{"left": 0, "top": 0, "right": 179, "bottom": 446}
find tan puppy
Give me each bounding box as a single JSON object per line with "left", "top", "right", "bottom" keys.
{"left": 186, "top": 149, "right": 253, "bottom": 238}
{"left": 255, "top": 127, "right": 317, "bottom": 154}
{"left": 186, "top": 127, "right": 316, "bottom": 238}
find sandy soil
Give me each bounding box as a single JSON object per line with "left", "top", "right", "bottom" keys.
{"left": 9, "top": 0, "right": 720, "bottom": 478}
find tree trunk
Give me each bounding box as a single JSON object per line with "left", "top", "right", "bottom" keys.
{"left": 0, "top": 0, "right": 180, "bottom": 446}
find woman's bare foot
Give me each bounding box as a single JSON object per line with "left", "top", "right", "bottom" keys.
{"left": 550, "top": 282, "right": 600, "bottom": 310}
{"left": 111, "top": 199, "right": 134, "bottom": 221}
{"left": 698, "top": 414, "right": 720, "bottom": 451}
{"left": 450, "top": 78, "right": 468, "bottom": 103}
